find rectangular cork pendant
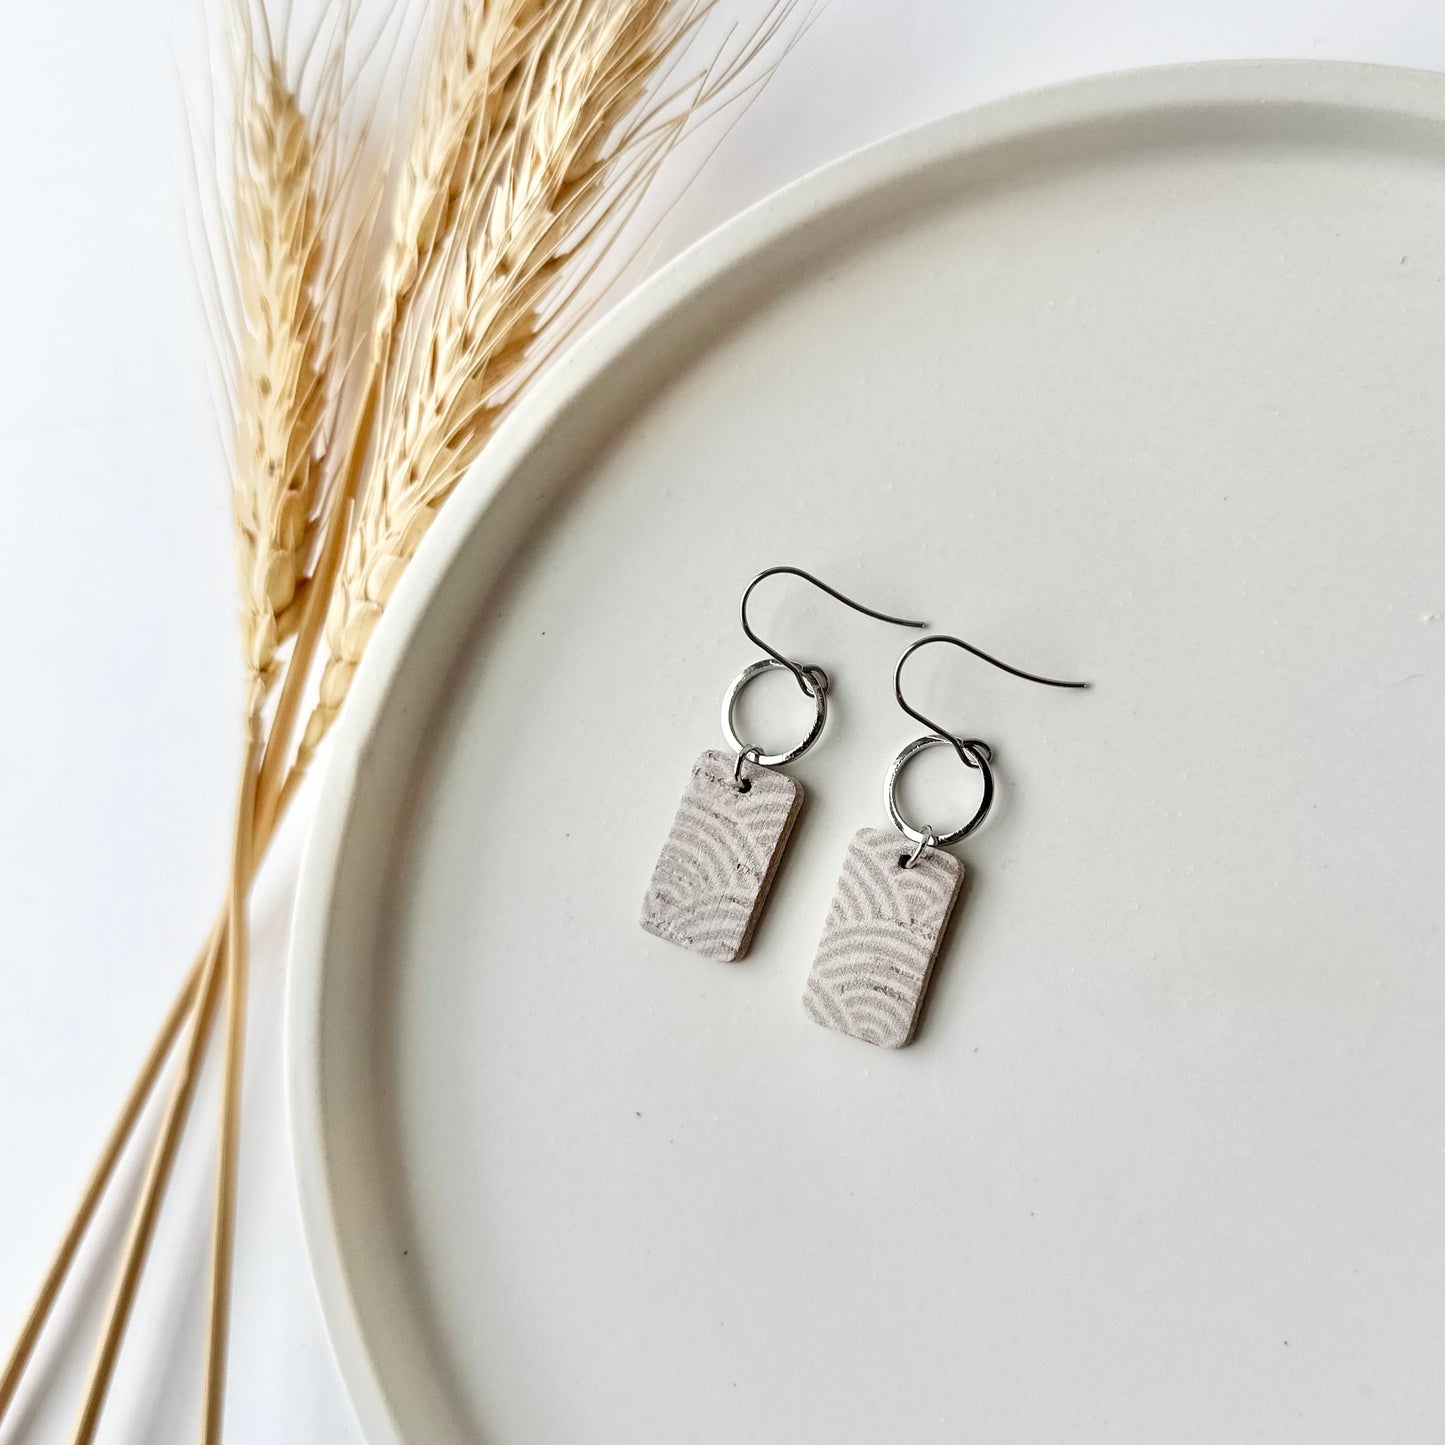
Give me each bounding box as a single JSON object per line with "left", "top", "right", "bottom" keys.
{"left": 803, "top": 828, "right": 964, "bottom": 1048}
{"left": 640, "top": 749, "right": 803, "bottom": 961}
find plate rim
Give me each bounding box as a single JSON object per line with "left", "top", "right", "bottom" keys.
{"left": 284, "top": 58, "right": 1445, "bottom": 1443}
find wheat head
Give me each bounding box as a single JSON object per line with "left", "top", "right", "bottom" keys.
{"left": 376, "top": 0, "right": 548, "bottom": 361}
{"left": 294, "top": 0, "right": 797, "bottom": 764}
{"left": 219, "top": 2, "right": 362, "bottom": 721}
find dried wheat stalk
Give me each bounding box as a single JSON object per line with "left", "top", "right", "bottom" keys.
{"left": 71, "top": 5, "right": 370, "bottom": 1440}
{"left": 207, "top": 6, "right": 370, "bottom": 1439}
{"left": 225, "top": 8, "right": 356, "bottom": 721}
{"left": 228, "top": 71, "right": 326, "bottom": 715}
{"left": 1, "top": 3, "right": 801, "bottom": 1438}
{"left": 297, "top": 0, "right": 788, "bottom": 768}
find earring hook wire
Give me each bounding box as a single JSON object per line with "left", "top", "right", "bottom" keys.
{"left": 740, "top": 566, "right": 928, "bottom": 695}
{"left": 894, "top": 634, "right": 1090, "bottom": 767}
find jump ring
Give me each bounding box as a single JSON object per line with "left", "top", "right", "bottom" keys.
{"left": 721, "top": 658, "right": 827, "bottom": 768}
{"left": 733, "top": 746, "right": 762, "bottom": 788}
{"left": 885, "top": 734, "right": 994, "bottom": 847}
{"left": 901, "top": 829, "right": 937, "bottom": 869}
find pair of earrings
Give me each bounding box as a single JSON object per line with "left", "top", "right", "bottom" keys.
{"left": 639, "top": 567, "right": 1089, "bottom": 1049}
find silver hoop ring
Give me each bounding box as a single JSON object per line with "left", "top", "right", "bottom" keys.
{"left": 885, "top": 735, "right": 994, "bottom": 847}
{"left": 721, "top": 659, "right": 827, "bottom": 768}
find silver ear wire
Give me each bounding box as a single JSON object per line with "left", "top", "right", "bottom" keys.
{"left": 893, "top": 633, "right": 1090, "bottom": 768}
{"left": 885, "top": 633, "right": 1090, "bottom": 848}
{"left": 740, "top": 566, "right": 928, "bottom": 696}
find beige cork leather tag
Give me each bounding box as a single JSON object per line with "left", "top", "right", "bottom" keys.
{"left": 640, "top": 749, "right": 803, "bottom": 962}
{"left": 804, "top": 827, "right": 964, "bottom": 1048}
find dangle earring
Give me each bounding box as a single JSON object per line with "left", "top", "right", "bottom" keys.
{"left": 641, "top": 567, "right": 927, "bottom": 962}
{"left": 804, "top": 633, "right": 1090, "bottom": 1047}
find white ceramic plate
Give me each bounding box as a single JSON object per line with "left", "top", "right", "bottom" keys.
{"left": 289, "top": 62, "right": 1445, "bottom": 1445}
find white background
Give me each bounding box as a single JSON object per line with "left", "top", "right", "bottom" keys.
{"left": 3, "top": 3, "right": 1444, "bottom": 1442}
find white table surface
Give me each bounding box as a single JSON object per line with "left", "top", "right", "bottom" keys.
{"left": 3, "top": 3, "right": 1443, "bottom": 1441}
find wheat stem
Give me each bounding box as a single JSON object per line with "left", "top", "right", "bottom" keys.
{"left": 49, "top": 349, "right": 378, "bottom": 1433}
{"left": 0, "top": 359, "right": 373, "bottom": 1426}
{"left": 204, "top": 730, "right": 261, "bottom": 1444}
{"left": 70, "top": 916, "right": 230, "bottom": 1445}
{"left": 0, "top": 959, "right": 204, "bottom": 1426}
{"left": 10, "top": 679, "right": 312, "bottom": 1434}
{"left": 69, "top": 676, "right": 301, "bottom": 1440}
